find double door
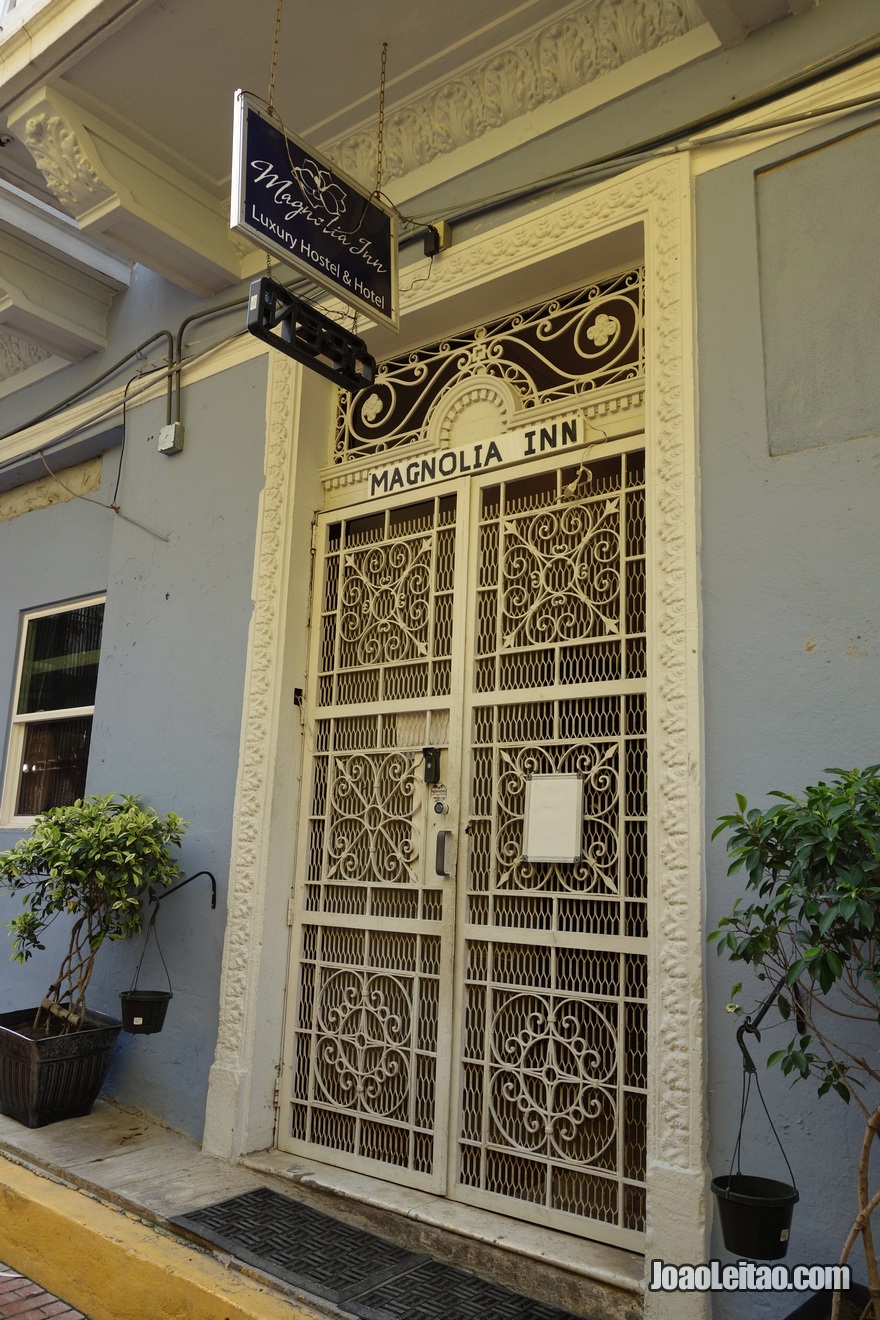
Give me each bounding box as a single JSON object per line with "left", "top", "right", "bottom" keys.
{"left": 280, "top": 443, "right": 649, "bottom": 1249}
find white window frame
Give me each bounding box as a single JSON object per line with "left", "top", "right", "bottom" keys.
{"left": 0, "top": 594, "right": 105, "bottom": 828}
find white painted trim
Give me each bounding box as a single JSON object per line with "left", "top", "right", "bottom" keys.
{"left": 0, "top": 180, "right": 131, "bottom": 285}
{"left": 203, "top": 152, "right": 707, "bottom": 1316}
{"left": 0, "top": 350, "right": 66, "bottom": 399}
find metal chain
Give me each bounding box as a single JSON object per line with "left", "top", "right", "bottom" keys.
{"left": 375, "top": 42, "right": 387, "bottom": 197}
{"left": 267, "top": 0, "right": 283, "bottom": 117}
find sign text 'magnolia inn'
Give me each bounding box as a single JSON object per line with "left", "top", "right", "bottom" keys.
{"left": 367, "top": 415, "right": 585, "bottom": 498}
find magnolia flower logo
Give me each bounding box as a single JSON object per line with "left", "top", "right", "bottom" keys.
{"left": 294, "top": 159, "right": 347, "bottom": 220}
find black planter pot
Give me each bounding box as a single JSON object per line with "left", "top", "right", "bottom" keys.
{"left": 0, "top": 1007, "right": 122, "bottom": 1128}
{"left": 119, "top": 989, "right": 172, "bottom": 1034}
{"left": 712, "top": 1173, "right": 799, "bottom": 1260}
{"left": 782, "top": 1283, "right": 871, "bottom": 1319}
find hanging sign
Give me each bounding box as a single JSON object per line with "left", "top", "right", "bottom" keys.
{"left": 231, "top": 90, "right": 398, "bottom": 332}
{"left": 366, "top": 415, "right": 585, "bottom": 499}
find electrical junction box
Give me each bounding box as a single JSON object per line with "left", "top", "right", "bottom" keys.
{"left": 157, "top": 422, "right": 184, "bottom": 455}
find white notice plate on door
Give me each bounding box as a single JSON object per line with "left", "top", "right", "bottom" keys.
{"left": 522, "top": 774, "right": 583, "bottom": 864}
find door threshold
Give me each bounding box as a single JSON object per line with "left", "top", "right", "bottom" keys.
{"left": 240, "top": 1148, "right": 644, "bottom": 1320}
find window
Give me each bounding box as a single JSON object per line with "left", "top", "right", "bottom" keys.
{"left": 2, "top": 597, "right": 105, "bottom": 824}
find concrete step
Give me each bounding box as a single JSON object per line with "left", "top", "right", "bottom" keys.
{"left": 0, "top": 1100, "right": 642, "bottom": 1320}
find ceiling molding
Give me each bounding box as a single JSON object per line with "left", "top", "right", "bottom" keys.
{"left": 6, "top": 80, "right": 244, "bottom": 295}
{"left": 323, "top": 0, "right": 706, "bottom": 189}
{"left": 0, "top": 180, "right": 129, "bottom": 359}
{"left": 0, "top": 224, "right": 117, "bottom": 357}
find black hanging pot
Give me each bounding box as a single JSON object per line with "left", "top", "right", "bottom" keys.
{"left": 121, "top": 898, "right": 172, "bottom": 1035}
{"left": 119, "top": 872, "right": 216, "bottom": 1035}
{"left": 119, "top": 988, "right": 172, "bottom": 1035}
{"left": 711, "top": 1172, "right": 798, "bottom": 1261}
{"left": 713, "top": 1004, "right": 800, "bottom": 1260}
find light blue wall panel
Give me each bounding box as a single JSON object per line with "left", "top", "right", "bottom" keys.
{"left": 757, "top": 122, "right": 880, "bottom": 454}
{"left": 698, "top": 117, "right": 880, "bottom": 1317}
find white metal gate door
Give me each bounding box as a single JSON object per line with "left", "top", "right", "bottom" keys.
{"left": 281, "top": 490, "right": 464, "bottom": 1191}
{"left": 451, "top": 448, "right": 648, "bottom": 1249}
{"left": 282, "top": 443, "right": 648, "bottom": 1246}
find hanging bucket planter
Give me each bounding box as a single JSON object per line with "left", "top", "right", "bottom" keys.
{"left": 119, "top": 871, "right": 215, "bottom": 1035}
{"left": 711, "top": 1172, "right": 798, "bottom": 1261}
{"left": 713, "top": 1007, "right": 799, "bottom": 1260}
{"left": 120, "top": 988, "right": 172, "bottom": 1035}
{"left": 120, "top": 897, "right": 172, "bottom": 1035}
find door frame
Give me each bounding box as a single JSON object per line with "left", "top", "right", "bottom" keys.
{"left": 204, "top": 152, "right": 707, "bottom": 1318}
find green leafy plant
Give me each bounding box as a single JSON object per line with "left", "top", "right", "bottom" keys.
{"left": 710, "top": 766, "right": 880, "bottom": 1320}
{"left": 0, "top": 794, "right": 185, "bottom": 1034}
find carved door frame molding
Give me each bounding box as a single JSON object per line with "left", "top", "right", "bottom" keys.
{"left": 204, "top": 153, "right": 707, "bottom": 1317}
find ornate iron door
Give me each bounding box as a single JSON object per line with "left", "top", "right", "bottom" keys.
{"left": 282, "top": 446, "right": 648, "bottom": 1247}
{"left": 453, "top": 449, "right": 648, "bottom": 1248}
{"left": 281, "top": 491, "right": 464, "bottom": 1191}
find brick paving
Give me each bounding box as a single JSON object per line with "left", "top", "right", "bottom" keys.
{"left": 0, "top": 1264, "right": 87, "bottom": 1319}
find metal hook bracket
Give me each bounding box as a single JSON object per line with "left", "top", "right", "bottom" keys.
{"left": 149, "top": 870, "right": 217, "bottom": 910}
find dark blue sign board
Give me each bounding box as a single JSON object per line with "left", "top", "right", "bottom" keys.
{"left": 231, "top": 90, "right": 398, "bottom": 332}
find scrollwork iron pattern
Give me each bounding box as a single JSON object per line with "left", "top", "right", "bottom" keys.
{"left": 326, "top": 751, "right": 421, "bottom": 886}
{"left": 497, "top": 742, "right": 619, "bottom": 895}
{"left": 320, "top": 499, "right": 455, "bottom": 706}
{"left": 458, "top": 454, "right": 648, "bottom": 1234}
{"left": 488, "top": 993, "right": 617, "bottom": 1162}
{"left": 334, "top": 269, "right": 643, "bottom": 461}
{"left": 291, "top": 924, "right": 441, "bottom": 1175}
{"left": 501, "top": 499, "right": 621, "bottom": 649}
{"left": 460, "top": 944, "right": 647, "bottom": 1232}
{"left": 339, "top": 538, "right": 431, "bottom": 666}
{"left": 314, "top": 970, "right": 412, "bottom": 1119}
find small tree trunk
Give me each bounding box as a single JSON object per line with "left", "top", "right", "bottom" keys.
{"left": 832, "top": 1109, "right": 880, "bottom": 1320}
{"left": 33, "top": 900, "right": 105, "bottom": 1033}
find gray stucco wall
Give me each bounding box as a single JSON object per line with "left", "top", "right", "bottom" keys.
{"left": 698, "top": 116, "right": 880, "bottom": 1316}
{"left": 0, "top": 454, "right": 116, "bottom": 1012}
{"left": 0, "top": 351, "right": 267, "bottom": 1142}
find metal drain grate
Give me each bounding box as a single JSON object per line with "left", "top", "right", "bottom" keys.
{"left": 170, "top": 1187, "right": 584, "bottom": 1319}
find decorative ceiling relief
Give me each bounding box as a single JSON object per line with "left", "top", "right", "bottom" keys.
{"left": 22, "top": 113, "right": 113, "bottom": 215}
{"left": 0, "top": 332, "right": 51, "bottom": 382}
{"left": 326, "top": 0, "right": 704, "bottom": 188}
{"left": 7, "top": 83, "right": 243, "bottom": 295}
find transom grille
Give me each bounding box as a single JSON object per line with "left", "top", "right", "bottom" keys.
{"left": 334, "top": 270, "right": 644, "bottom": 462}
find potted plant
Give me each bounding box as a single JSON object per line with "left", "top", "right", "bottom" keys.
{"left": 0, "top": 793, "right": 185, "bottom": 1126}
{"left": 710, "top": 766, "right": 880, "bottom": 1320}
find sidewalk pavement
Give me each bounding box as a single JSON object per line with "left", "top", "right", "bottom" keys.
{"left": 0, "top": 1102, "right": 347, "bottom": 1320}
{"left": 0, "top": 1264, "right": 87, "bottom": 1320}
